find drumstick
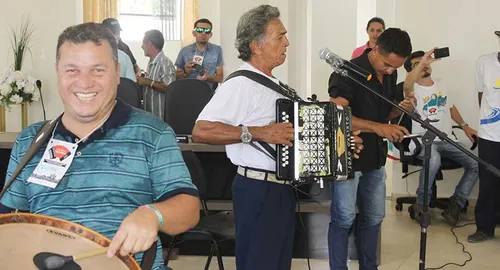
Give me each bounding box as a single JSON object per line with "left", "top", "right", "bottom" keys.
{"left": 43, "top": 247, "right": 109, "bottom": 269}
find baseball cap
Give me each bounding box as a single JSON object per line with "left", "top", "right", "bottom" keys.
{"left": 495, "top": 31, "right": 500, "bottom": 37}
{"left": 102, "top": 18, "right": 122, "bottom": 33}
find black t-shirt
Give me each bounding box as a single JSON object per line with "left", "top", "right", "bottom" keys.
{"left": 328, "top": 50, "right": 398, "bottom": 172}
{"left": 118, "top": 40, "right": 137, "bottom": 66}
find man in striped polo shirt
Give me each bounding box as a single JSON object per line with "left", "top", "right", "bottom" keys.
{"left": 0, "top": 23, "right": 199, "bottom": 270}
{"left": 136, "top": 29, "right": 176, "bottom": 121}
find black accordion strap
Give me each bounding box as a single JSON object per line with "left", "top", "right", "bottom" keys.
{"left": 225, "top": 70, "right": 303, "bottom": 101}
{"left": 252, "top": 141, "right": 276, "bottom": 161}
{"left": 226, "top": 70, "right": 301, "bottom": 160}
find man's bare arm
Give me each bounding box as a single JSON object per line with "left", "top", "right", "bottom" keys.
{"left": 206, "top": 66, "right": 224, "bottom": 83}
{"left": 192, "top": 120, "right": 293, "bottom": 146}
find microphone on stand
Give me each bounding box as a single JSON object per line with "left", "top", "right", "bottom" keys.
{"left": 36, "top": 80, "right": 47, "bottom": 121}
{"left": 319, "top": 48, "right": 372, "bottom": 81}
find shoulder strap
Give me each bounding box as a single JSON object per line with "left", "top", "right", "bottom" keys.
{"left": 225, "top": 70, "right": 303, "bottom": 101}
{"left": 0, "top": 118, "right": 59, "bottom": 200}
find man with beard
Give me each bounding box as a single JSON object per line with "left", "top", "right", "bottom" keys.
{"left": 403, "top": 49, "right": 478, "bottom": 226}
{"left": 175, "top": 18, "right": 224, "bottom": 90}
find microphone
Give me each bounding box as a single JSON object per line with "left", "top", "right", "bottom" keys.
{"left": 36, "top": 80, "right": 47, "bottom": 121}
{"left": 319, "top": 48, "right": 372, "bottom": 81}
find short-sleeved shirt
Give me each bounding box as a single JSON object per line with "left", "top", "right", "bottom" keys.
{"left": 196, "top": 62, "right": 286, "bottom": 171}
{"left": 475, "top": 52, "right": 500, "bottom": 142}
{"left": 143, "top": 51, "right": 176, "bottom": 121}
{"left": 328, "top": 49, "right": 398, "bottom": 172}
{"left": 118, "top": 39, "right": 137, "bottom": 66}
{"left": 118, "top": 49, "right": 136, "bottom": 82}
{"left": 175, "top": 43, "right": 224, "bottom": 89}
{"left": 0, "top": 99, "right": 198, "bottom": 270}
{"left": 351, "top": 41, "right": 369, "bottom": 59}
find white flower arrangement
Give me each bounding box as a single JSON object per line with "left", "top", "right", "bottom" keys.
{"left": 0, "top": 68, "right": 40, "bottom": 108}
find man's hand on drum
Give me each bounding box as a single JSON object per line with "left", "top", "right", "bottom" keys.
{"left": 375, "top": 123, "right": 410, "bottom": 142}
{"left": 107, "top": 206, "right": 160, "bottom": 258}
{"left": 261, "top": 121, "right": 294, "bottom": 146}
{"left": 351, "top": 129, "right": 364, "bottom": 159}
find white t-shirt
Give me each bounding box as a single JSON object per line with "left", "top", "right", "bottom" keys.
{"left": 475, "top": 52, "right": 500, "bottom": 142}
{"left": 196, "top": 62, "right": 286, "bottom": 171}
{"left": 410, "top": 82, "right": 454, "bottom": 151}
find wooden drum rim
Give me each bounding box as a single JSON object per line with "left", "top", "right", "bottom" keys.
{"left": 0, "top": 213, "right": 141, "bottom": 270}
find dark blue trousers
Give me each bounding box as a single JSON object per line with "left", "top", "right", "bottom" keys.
{"left": 232, "top": 173, "right": 296, "bottom": 270}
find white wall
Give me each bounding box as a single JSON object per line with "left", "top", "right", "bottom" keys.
{"left": 386, "top": 0, "right": 500, "bottom": 199}
{"left": 0, "top": 0, "right": 83, "bottom": 131}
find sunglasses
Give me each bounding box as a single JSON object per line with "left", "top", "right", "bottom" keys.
{"left": 194, "top": 27, "right": 212, "bottom": 34}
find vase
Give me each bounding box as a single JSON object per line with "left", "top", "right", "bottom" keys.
{"left": 21, "top": 102, "right": 28, "bottom": 129}
{"left": 0, "top": 105, "right": 5, "bottom": 132}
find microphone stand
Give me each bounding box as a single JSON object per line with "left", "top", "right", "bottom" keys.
{"left": 333, "top": 68, "right": 500, "bottom": 270}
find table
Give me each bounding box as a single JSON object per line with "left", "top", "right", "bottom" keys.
{"left": 0, "top": 132, "right": 225, "bottom": 152}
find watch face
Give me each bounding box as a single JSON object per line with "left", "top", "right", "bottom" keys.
{"left": 241, "top": 133, "right": 252, "bottom": 143}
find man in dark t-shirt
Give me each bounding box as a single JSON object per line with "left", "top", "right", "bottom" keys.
{"left": 328, "top": 28, "right": 414, "bottom": 270}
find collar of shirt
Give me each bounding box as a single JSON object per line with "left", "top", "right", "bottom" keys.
{"left": 189, "top": 43, "right": 213, "bottom": 53}
{"left": 55, "top": 99, "right": 133, "bottom": 144}
{"left": 148, "top": 51, "right": 166, "bottom": 68}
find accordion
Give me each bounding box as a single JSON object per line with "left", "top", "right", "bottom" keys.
{"left": 276, "top": 99, "right": 354, "bottom": 184}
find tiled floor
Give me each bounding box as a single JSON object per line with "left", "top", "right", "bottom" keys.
{"left": 168, "top": 199, "right": 500, "bottom": 270}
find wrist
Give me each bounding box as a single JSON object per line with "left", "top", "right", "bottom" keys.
{"left": 150, "top": 80, "right": 155, "bottom": 88}
{"left": 459, "top": 122, "right": 469, "bottom": 128}
{"left": 248, "top": 126, "right": 264, "bottom": 141}
{"left": 140, "top": 204, "right": 163, "bottom": 229}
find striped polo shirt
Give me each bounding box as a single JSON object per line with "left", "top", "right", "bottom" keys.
{"left": 0, "top": 99, "right": 198, "bottom": 270}
{"left": 143, "top": 51, "right": 176, "bottom": 121}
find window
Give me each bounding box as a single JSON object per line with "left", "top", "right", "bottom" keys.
{"left": 118, "top": 0, "right": 183, "bottom": 41}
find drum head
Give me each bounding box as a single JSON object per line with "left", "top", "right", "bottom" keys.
{"left": 0, "top": 213, "right": 140, "bottom": 270}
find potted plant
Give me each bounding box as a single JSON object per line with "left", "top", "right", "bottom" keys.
{"left": 0, "top": 16, "right": 39, "bottom": 130}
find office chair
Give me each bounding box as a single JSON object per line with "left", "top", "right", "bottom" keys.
{"left": 117, "top": 77, "right": 142, "bottom": 108}
{"left": 391, "top": 83, "right": 477, "bottom": 218}
{"left": 163, "top": 150, "right": 235, "bottom": 270}
{"left": 164, "top": 79, "right": 213, "bottom": 135}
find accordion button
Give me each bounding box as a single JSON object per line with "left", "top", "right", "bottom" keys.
{"left": 282, "top": 163, "right": 286, "bottom": 167}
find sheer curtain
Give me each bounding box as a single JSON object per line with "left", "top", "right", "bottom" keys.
{"left": 182, "top": 0, "right": 200, "bottom": 46}
{"left": 83, "top": 0, "right": 118, "bottom": 23}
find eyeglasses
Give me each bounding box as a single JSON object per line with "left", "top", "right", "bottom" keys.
{"left": 411, "top": 61, "right": 420, "bottom": 69}
{"left": 194, "top": 27, "right": 212, "bottom": 34}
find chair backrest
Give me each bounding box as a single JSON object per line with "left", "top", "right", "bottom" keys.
{"left": 164, "top": 79, "right": 213, "bottom": 135}
{"left": 181, "top": 150, "right": 207, "bottom": 200}
{"left": 117, "top": 77, "right": 142, "bottom": 108}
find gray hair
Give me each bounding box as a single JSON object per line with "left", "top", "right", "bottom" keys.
{"left": 56, "top": 22, "right": 118, "bottom": 65}
{"left": 235, "top": 5, "right": 280, "bottom": 61}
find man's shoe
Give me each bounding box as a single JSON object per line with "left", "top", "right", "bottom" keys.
{"left": 441, "top": 200, "right": 461, "bottom": 226}
{"left": 410, "top": 203, "right": 424, "bottom": 224}
{"left": 468, "top": 231, "right": 494, "bottom": 243}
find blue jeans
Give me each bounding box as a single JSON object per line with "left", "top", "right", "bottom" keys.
{"left": 328, "top": 167, "right": 386, "bottom": 270}
{"left": 416, "top": 141, "right": 478, "bottom": 208}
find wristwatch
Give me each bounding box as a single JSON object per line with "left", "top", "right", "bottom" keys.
{"left": 459, "top": 122, "right": 469, "bottom": 128}
{"left": 240, "top": 126, "right": 252, "bottom": 143}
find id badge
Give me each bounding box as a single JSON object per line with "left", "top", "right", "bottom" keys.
{"left": 193, "top": 55, "right": 204, "bottom": 65}
{"left": 27, "top": 139, "right": 78, "bottom": 188}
